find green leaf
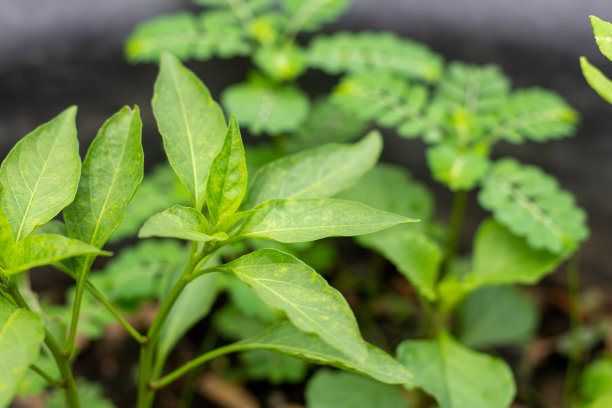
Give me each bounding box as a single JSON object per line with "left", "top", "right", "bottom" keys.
{"left": 309, "top": 32, "right": 443, "bottom": 81}
{"left": 333, "top": 71, "right": 431, "bottom": 138}
{"left": 0, "top": 106, "right": 80, "bottom": 241}
{"left": 426, "top": 143, "right": 490, "bottom": 191}
{"left": 457, "top": 285, "right": 538, "bottom": 349}
{"left": 0, "top": 297, "right": 45, "bottom": 408}
{"left": 478, "top": 158, "right": 589, "bottom": 253}
{"left": 152, "top": 52, "right": 227, "bottom": 210}
{"left": 235, "top": 321, "right": 411, "bottom": 384}
{"left": 239, "top": 349, "right": 308, "bottom": 384}
{"left": 246, "top": 132, "right": 382, "bottom": 208}
{"left": 0, "top": 204, "right": 15, "bottom": 270}
{"left": 578, "top": 356, "right": 612, "bottom": 407}
{"left": 491, "top": 89, "right": 578, "bottom": 143}
{"left": 64, "top": 106, "right": 143, "bottom": 254}
{"left": 282, "top": 0, "right": 349, "bottom": 36}
{"left": 396, "top": 333, "right": 515, "bottom": 408}
{"left": 467, "top": 218, "right": 564, "bottom": 286}
{"left": 5, "top": 234, "right": 110, "bottom": 276}
{"left": 305, "top": 369, "right": 409, "bottom": 408}
{"left": 138, "top": 205, "right": 227, "bottom": 242}
{"left": 221, "top": 80, "right": 309, "bottom": 135}
{"left": 581, "top": 57, "right": 612, "bottom": 104}
{"left": 253, "top": 44, "right": 307, "bottom": 81}
{"left": 591, "top": 15, "right": 612, "bottom": 61}
{"left": 225, "top": 275, "right": 279, "bottom": 322}
{"left": 222, "top": 249, "right": 367, "bottom": 360}
{"left": 124, "top": 12, "right": 251, "bottom": 63}
{"left": 206, "top": 116, "right": 248, "bottom": 224}
{"left": 238, "top": 198, "right": 416, "bottom": 243}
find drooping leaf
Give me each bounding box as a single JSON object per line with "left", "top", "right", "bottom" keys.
{"left": 591, "top": 15, "right": 612, "bottom": 61}
{"left": 222, "top": 249, "right": 367, "bottom": 360}
{"left": 138, "top": 205, "right": 227, "bottom": 242}
{"left": 479, "top": 158, "right": 588, "bottom": 253}
{"left": 238, "top": 198, "right": 416, "bottom": 243}
{"left": 333, "top": 71, "right": 432, "bottom": 138}
{"left": 426, "top": 143, "right": 490, "bottom": 191}
{"left": 206, "top": 116, "right": 248, "bottom": 224}
{"left": 305, "top": 369, "right": 409, "bottom": 408}
{"left": 64, "top": 106, "right": 143, "bottom": 255}
{"left": 282, "top": 0, "right": 350, "bottom": 36}
{"left": 234, "top": 321, "right": 411, "bottom": 384}
{"left": 491, "top": 89, "right": 578, "bottom": 144}
{"left": 152, "top": 52, "right": 227, "bottom": 210}
{"left": 457, "top": 285, "right": 538, "bottom": 349}
{"left": 0, "top": 107, "right": 80, "bottom": 241}
{"left": 246, "top": 132, "right": 382, "bottom": 208}
{"left": 221, "top": 80, "right": 309, "bottom": 135}
{"left": 581, "top": 57, "right": 612, "bottom": 104}
{"left": 396, "top": 333, "right": 515, "bottom": 408}
{"left": 125, "top": 12, "right": 251, "bottom": 63}
{"left": 0, "top": 297, "right": 45, "bottom": 408}
{"left": 309, "top": 32, "right": 443, "bottom": 81}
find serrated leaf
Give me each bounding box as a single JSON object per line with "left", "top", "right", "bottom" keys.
{"left": 282, "top": 0, "right": 349, "bottom": 36}
{"left": 479, "top": 158, "right": 588, "bottom": 253}
{"left": 581, "top": 57, "right": 612, "bottom": 104}
{"left": 0, "top": 297, "right": 45, "bottom": 408}
{"left": 64, "top": 106, "right": 143, "bottom": 257}
{"left": 206, "top": 116, "right": 248, "bottom": 224}
{"left": 222, "top": 249, "right": 367, "bottom": 360}
{"left": 221, "top": 80, "right": 309, "bottom": 135}
{"left": 491, "top": 89, "right": 578, "bottom": 143}
{"left": 591, "top": 15, "right": 612, "bottom": 61}
{"left": 152, "top": 52, "right": 227, "bottom": 210}
{"left": 396, "top": 333, "right": 515, "bottom": 408}
{"left": 138, "top": 205, "right": 227, "bottom": 242}
{"left": 457, "top": 285, "right": 538, "bottom": 349}
{"left": 333, "top": 71, "right": 432, "bottom": 138}
{"left": 125, "top": 12, "right": 251, "bottom": 63}
{"left": 426, "top": 143, "right": 490, "bottom": 191}
{"left": 0, "top": 107, "right": 80, "bottom": 241}
{"left": 309, "top": 32, "right": 443, "bottom": 81}
{"left": 234, "top": 321, "right": 411, "bottom": 384}
{"left": 246, "top": 132, "right": 382, "bottom": 208}
{"left": 305, "top": 369, "right": 409, "bottom": 408}
{"left": 238, "top": 198, "right": 415, "bottom": 243}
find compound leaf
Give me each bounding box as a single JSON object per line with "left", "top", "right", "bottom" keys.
{"left": 138, "top": 205, "right": 227, "bottom": 242}
{"left": 152, "top": 52, "right": 227, "bottom": 211}
{"left": 426, "top": 143, "right": 490, "bottom": 191}
{"left": 0, "top": 107, "right": 80, "bottom": 241}
{"left": 282, "top": 0, "right": 349, "bottom": 36}
{"left": 581, "top": 57, "right": 612, "bottom": 104}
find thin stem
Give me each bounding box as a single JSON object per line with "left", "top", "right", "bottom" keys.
{"left": 65, "top": 259, "right": 93, "bottom": 356}
{"left": 178, "top": 330, "right": 219, "bottom": 408}
{"left": 30, "top": 363, "right": 62, "bottom": 388}
{"left": 84, "top": 282, "right": 146, "bottom": 344}
{"left": 563, "top": 252, "right": 583, "bottom": 406}
{"left": 442, "top": 190, "right": 468, "bottom": 277}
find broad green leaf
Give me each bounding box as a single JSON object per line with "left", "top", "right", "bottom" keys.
{"left": 581, "top": 57, "right": 612, "bottom": 104}
{"left": 396, "top": 333, "right": 515, "bottom": 408}
{"left": 491, "top": 89, "right": 578, "bottom": 143}
{"left": 238, "top": 198, "right": 416, "bottom": 243}
{"left": 591, "top": 15, "right": 612, "bottom": 61}
{"left": 426, "top": 143, "right": 490, "bottom": 191}
{"left": 206, "top": 116, "right": 248, "bottom": 224}
{"left": 306, "top": 369, "right": 409, "bottom": 408}
{"left": 479, "top": 158, "right": 588, "bottom": 253}
{"left": 0, "top": 297, "right": 45, "bottom": 408}
{"left": 282, "top": 0, "right": 349, "bottom": 36}
{"left": 138, "top": 205, "right": 227, "bottom": 242}
{"left": 467, "top": 219, "right": 564, "bottom": 287}
{"left": 157, "top": 272, "right": 222, "bottom": 363}
{"left": 0, "top": 107, "right": 80, "bottom": 241}
{"left": 152, "top": 52, "right": 226, "bottom": 210}
{"left": 457, "top": 285, "right": 538, "bottom": 349}
{"left": 222, "top": 249, "right": 367, "bottom": 360}
{"left": 5, "top": 234, "right": 109, "bottom": 276}
{"left": 64, "top": 106, "right": 143, "bottom": 252}
{"left": 333, "top": 71, "right": 432, "bottom": 138}
{"left": 225, "top": 275, "right": 279, "bottom": 322}
{"left": 309, "top": 32, "right": 443, "bottom": 81}
{"left": 234, "top": 321, "right": 412, "bottom": 384}
{"left": 246, "top": 132, "right": 382, "bottom": 208}
{"left": 221, "top": 80, "right": 309, "bottom": 135}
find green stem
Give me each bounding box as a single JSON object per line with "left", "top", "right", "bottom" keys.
{"left": 563, "top": 252, "right": 583, "bottom": 406}
{"left": 178, "top": 330, "right": 219, "bottom": 408}
{"left": 65, "top": 260, "right": 93, "bottom": 356}
{"left": 442, "top": 190, "right": 468, "bottom": 277}
{"left": 30, "top": 363, "right": 62, "bottom": 388}
{"left": 84, "top": 282, "right": 146, "bottom": 344}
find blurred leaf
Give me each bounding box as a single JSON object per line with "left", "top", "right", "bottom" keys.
{"left": 253, "top": 44, "right": 307, "bottom": 81}
{"left": 282, "top": 0, "right": 350, "bottom": 36}
{"left": 426, "top": 143, "right": 490, "bottom": 191}
{"left": 578, "top": 355, "right": 612, "bottom": 408}
{"left": 240, "top": 349, "right": 308, "bottom": 384}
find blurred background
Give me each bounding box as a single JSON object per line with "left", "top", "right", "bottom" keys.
{"left": 0, "top": 0, "right": 611, "bottom": 283}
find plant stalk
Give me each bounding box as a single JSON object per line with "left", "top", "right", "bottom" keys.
{"left": 65, "top": 259, "right": 94, "bottom": 356}
{"left": 29, "top": 363, "right": 63, "bottom": 388}
{"left": 442, "top": 189, "right": 468, "bottom": 277}
{"left": 563, "top": 252, "right": 583, "bottom": 406}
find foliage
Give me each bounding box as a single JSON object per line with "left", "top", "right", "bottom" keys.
{"left": 581, "top": 16, "right": 612, "bottom": 104}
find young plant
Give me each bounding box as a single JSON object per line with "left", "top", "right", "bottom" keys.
{"left": 0, "top": 52, "right": 418, "bottom": 407}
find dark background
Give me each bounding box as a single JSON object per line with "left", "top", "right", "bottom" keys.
{"left": 1, "top": 0, "right": 611, "bottom": 284}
